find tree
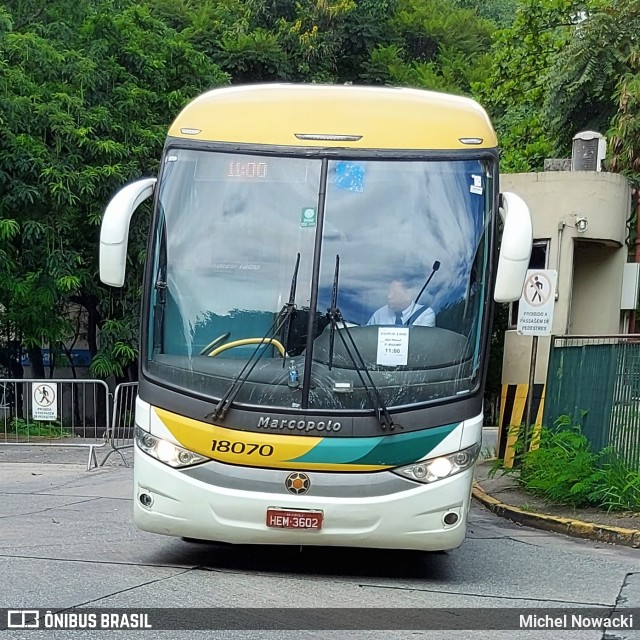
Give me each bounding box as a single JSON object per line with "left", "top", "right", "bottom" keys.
{"left": 473, "top": 0, "right": 588, "bottom": 172}
{"left": 150, "top": 0, "right": 381, "bottom": 83}
{"left": 609, "top": 61, "right": 640, "bottom": 184}
{"left": 361, "top": 0, "right": 494, "bottom": 93}
{"left": 0, "top": 0, "right": 228, "bottom": 379}
{"left": 543, "top": 0, "right": 640, "bottom": 184}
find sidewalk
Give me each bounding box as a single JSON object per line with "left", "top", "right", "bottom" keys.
{"left": 0, "top": 439, "right": 132, "bottom": 467}
{"left": 473, "top": 459, "right": 640, "bottom": 548}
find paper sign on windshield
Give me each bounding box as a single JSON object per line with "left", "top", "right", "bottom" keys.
{"left": 376, "top": 328, "right": 409, "bottom": 366}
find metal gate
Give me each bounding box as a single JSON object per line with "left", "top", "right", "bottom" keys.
{"left": 101, "top": 382, "right": 138, "bottom": 466}
{"left": 0, "top": 378, "right": 111, "bottom": 470}
{"left": 543, "top": 335, "right": 640, "bottom": 470}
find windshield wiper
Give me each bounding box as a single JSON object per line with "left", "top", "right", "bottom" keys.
{"left": 327, "top": 255, "right": 398, "bottom": 431}
{"left": 281, "top": 252, "right": 300, "bottom": 364}
{"left": 328, "top": 255, "right": 340, "bottom": 370}
{"left": 208, "top": 254, "right": 301, "bottom": 421}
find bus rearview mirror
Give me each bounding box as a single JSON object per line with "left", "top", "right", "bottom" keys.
{"left": 494, "top": 191, "right": 533, "bottom": 303}
{"left": 100, "top": 178, "right": 157, "bottom": 287}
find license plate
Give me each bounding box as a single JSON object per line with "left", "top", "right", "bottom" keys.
{"left": 266, "top": 508, "right": 323, "bottom": 530}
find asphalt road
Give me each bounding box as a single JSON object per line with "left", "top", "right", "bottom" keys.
{"left": 0, "top": 444, "right": 639, "bottom": 640}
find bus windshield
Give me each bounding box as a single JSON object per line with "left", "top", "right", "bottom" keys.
{"left": 145, "top": 148, "right": 493, "bottom": 412}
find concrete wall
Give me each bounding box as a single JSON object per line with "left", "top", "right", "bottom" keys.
{"left": 570, "top": 243, "right": 622, "bottom": 335}
{"left": 500, "top": 171, "right": 631, "bottom": 385}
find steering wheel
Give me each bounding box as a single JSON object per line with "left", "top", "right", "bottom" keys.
{"left": 207, "top": 338, "right": 287, "bottom": 358}
{"left": 199, "top": 332, "right": 231, "bottom": 356}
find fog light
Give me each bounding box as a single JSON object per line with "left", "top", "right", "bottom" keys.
{"left": 413, "top": 465, "right": 428, "bottom": 479}
{"left": 139, "top": 493, "right": 153, "bottom": 507}
{"left": 141, "top": 433, "right": 155, "bottom": 449}
{"left": 443, "top": 512, "right": 459, "bottom": 525}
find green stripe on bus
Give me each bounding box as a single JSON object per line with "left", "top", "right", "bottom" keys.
{"left": 288, "top": 423, "right": 459, "bottom": 467}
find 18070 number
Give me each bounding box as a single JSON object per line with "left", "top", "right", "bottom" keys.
{"left": 211, "top": 440, "right": 274, "bottom": 457}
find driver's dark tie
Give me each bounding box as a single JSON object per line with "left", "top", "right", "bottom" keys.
{"left": 395, "top": 312, "right": 403, "bottom": 325}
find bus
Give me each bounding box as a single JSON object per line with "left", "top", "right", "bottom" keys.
{"left": 99, "top": 84, "right": 532, "bottom": 551}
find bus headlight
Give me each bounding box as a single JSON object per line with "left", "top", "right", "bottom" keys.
{"left": 392, "top": 442, "right": 480, "bottom": 484}
{"left": 135, "top": 426, "right": 207, "bottom": 468}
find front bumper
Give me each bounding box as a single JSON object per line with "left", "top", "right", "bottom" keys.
{"left": 133, "top": 445, "right": 475, "bottom": 551}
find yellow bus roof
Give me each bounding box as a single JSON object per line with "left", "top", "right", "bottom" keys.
{"left": 168, "top": 84, "right": 497, "bottom": 150}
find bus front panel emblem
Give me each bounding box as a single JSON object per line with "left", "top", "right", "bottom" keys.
{"left": 285, "top": 472, "right": 310, "bottom": 495}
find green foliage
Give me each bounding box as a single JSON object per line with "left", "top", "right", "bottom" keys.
{"left": 9, "top": 417, "right": 71, "bottom": 438}
{"left": 472, "top": 0, "right": 640, "bottom": 178}
{"left": 519, "top": 418, "right": 640, "bottom": 512}
{"left": 90, "top": 319, "right": 139, "bottom": 378}
{"left": 0, "top": 0, "right": 228, "bottom": 379}
{"left": 361, "top": 0, "right": 495, "bottom": 93}
{"left": 451, "top": 0, "right": 519, "bottom": 27}
{"left": 488, "top": 455, "right": 510, "bottom": 478}
{"left": 544, "top": 0, "right": 640, "bottom": 160}
{"left": 520, "top": 423, "right": 603, "bottom": 506}
{"left": 153, "top": 0, "right": 497, "bottom": 88}
{"left": 591, "top": 457, "right": 640, "bottom": 512}
{"left": 473, "top": 0, "right": 584, "bottom": 172}
{"left": 0, "top": 219, "right": 19, "bottom": 240}
{"left": 150, "top": 0, "right": 361, "bottom": 82}
{"left": 609, "top": 70, "right": 640, "bottom": 185}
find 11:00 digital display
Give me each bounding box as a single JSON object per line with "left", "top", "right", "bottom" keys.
{"left": 227, "top": 161, "right": 268, "bottom": 179}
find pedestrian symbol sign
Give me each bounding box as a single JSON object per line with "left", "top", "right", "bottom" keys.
{"left": 517, "top": 270, "right": 557, "bottom": 336}
{"left": 32, "top": 383, "right": 57, "bottom": 421}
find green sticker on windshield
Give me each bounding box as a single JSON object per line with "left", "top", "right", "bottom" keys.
{"left": 300, "top": 207, "right": 317, "bottom": 228}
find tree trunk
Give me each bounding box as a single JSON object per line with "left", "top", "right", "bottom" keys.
{"left": 87, "top": 304, "right": 100, "bottom": 359}
{"left": 27, "top": 346, "right": 45, "bottom": 378}
{"left": 72, "top": 293, "right": 101, "bottom": 360}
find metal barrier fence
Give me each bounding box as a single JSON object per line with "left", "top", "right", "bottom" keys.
{"left": 0, "top": 378, "right": 111, "bottom": 470}
{"left": 101, "top": 382, "right": 138, "bottom": 467}
{"left": 543, "top": 335, "right": 640, "bottom": 470}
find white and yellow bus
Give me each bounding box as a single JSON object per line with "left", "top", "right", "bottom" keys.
{"left": 100, "top": 84, "right": 531, "bottom": 551}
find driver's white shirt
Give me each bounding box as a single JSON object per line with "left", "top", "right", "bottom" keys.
{"left": 367, "top": 304, "right": 435, "bottom": 327}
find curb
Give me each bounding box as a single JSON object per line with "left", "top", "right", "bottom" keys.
{"left": 472, "top": 482, "right": 640, "bottom": 549}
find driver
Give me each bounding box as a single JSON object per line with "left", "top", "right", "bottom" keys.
{"left": 367, "top": 278, "right": 435, "bottom": 327}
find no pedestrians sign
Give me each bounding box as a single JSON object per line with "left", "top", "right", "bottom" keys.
{"left": 517, "top": 270, "right": 557, "bottom": 336}
{"left": 32, "top": 383, "right": 58, "bottom": 421}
